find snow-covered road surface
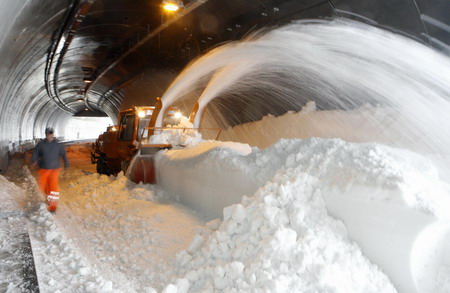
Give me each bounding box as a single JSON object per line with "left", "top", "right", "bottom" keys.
{"left": 1, "top": 143, "right": 205, "bottom": 292}
{"left": 0, "top": 169, "right": 38, "bottom": 293}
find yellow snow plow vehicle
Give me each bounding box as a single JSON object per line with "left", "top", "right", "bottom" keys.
{"left": 91, "top": 99, "right": 221, "bottom": 183}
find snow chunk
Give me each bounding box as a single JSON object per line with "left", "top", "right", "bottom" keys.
{"left": 149, "top": 117, "right": 203, "bottom": 147}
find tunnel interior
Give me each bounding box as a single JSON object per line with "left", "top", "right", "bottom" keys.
{"left": 1, "top": 0, "right": 450, "bottom": 171}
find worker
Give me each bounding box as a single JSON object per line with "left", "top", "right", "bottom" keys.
{"left": 31, "top": 127, "right": 69, "bottom": 212}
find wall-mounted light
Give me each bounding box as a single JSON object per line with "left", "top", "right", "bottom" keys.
{"left": 162, "top": 0, "right": 183, "bottom": 12}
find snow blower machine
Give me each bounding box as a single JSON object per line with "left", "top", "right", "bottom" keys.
{"left": 91, "top": 99, "right": 221, "bottom": 184}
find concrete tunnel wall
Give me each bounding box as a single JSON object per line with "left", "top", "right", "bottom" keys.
{"left": 0, "top": 0, "right": 71, "bottom": 171}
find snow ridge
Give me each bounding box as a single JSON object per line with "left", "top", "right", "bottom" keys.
{"left": 247, "top": 138, "right": 450, "bottom": 219}
{"left": 157, "top": 138, "right": 450, "bottom": 293}
{"left": 171, "top": 167, "right": 397, "bottom": 292}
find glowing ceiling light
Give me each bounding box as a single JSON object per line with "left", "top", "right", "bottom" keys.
{"left": 163, "top": 3, "right": 179, "bottom": 11}
{"left": 82, "top": 67, "right": 94, "bottom": 84}
{"left": 162, "top": 0, "right": 183, "bottom": 12}
{"left": 138, "top": 110, "right": 146, "bottom": 118}
{"left": 174, "top": 111, "right": 182, "bottom": 119}
{"left": 112, "top": 126, "right": 117, "bottom": 131}
{"left": 83, "top": 77, "right": 93, "bottom": 84}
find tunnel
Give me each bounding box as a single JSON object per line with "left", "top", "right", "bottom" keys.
{"left": 1, "top": 0, "right": 449, "bottom": 170}
{"left": 1, "top": 0, "right": 450, "bottom": 292}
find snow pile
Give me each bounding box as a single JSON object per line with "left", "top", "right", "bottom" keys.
{"left": 59, "top": 170, "right": 204, "bottom": 292}
{"left": 156, "top": 137, "right": 450, "bottom": 293}
{"left": 217, "top": 104, "right": 425, "bottom": 151}
{"left": 158, "top": 138, "right": 450, "bottom": 220}
{"left": 149, "top": 117, "right": 203, "bottom": 147}
{"left": 170, "top": 167, "right": 397, "bottom": 292}
{"left": 262, "top": 138, "right": 450, "bottom": 219}
{"left": 216, "top": 101, "right": 450, "bottom": 184}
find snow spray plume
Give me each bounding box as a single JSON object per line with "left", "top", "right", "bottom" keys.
{"left": 157, "top": 19, "right": 450, "bottom": 180}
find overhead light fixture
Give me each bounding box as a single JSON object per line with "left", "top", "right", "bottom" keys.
{"left": 162, "top": 0, "right": 183, "bottom": 12}
{"left": 138, "top": 110, "right": 146, "bottom": 118}
{"left": 83, "top": 77, "right": 93, "bottom": 84}
{"left": 81, "top": 66, "right": 95, "bottom": 84}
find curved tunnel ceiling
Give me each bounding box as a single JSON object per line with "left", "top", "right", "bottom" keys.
{"left": 0, "top": 0, "right": 449, "bottom": 170}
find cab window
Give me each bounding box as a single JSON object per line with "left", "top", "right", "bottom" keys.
{"left": 137, "top": 116, "right": 151, "bottom": 140}
{"left": 118, "top": 114, "right": 135, "bottom": 141}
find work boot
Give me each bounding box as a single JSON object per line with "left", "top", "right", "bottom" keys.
{"left": 47, "top": 191, "right": 60, "bottom": 212}
{"left": 48, "top": 200, "right": 58, "bottom": 212}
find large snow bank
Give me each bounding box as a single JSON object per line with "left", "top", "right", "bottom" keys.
{"left": 157, "top": 138, "right": 450, "bottom": 219}
{"left": 217, "top": 103, "right": 427, "bottom": 151}
{"left": 156, "top": 138, "right": 450, "bottom": 293}
{"left": 172, "top": 170, "right": 397, "bottom": 293}
{"left": 156, "top": 141, "right": 257, "bottom": 219}
{"left": 215, "top": 103, "right": 450, "bottom": 183}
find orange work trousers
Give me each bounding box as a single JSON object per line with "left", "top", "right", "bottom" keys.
{"left": 38, "top": 168, "right": 60, "bottom": 196}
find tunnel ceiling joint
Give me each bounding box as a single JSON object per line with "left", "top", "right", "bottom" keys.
{"left": 45, "top": 0, "right": 94, "bottom": 114}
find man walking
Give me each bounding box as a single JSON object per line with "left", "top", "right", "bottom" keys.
{"left": 31, "top": 127, "right": 69, "bottom": 212}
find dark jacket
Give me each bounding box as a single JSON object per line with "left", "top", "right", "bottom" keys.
{"left": 31, "top": 139, "right": 69, "bottom": 170}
